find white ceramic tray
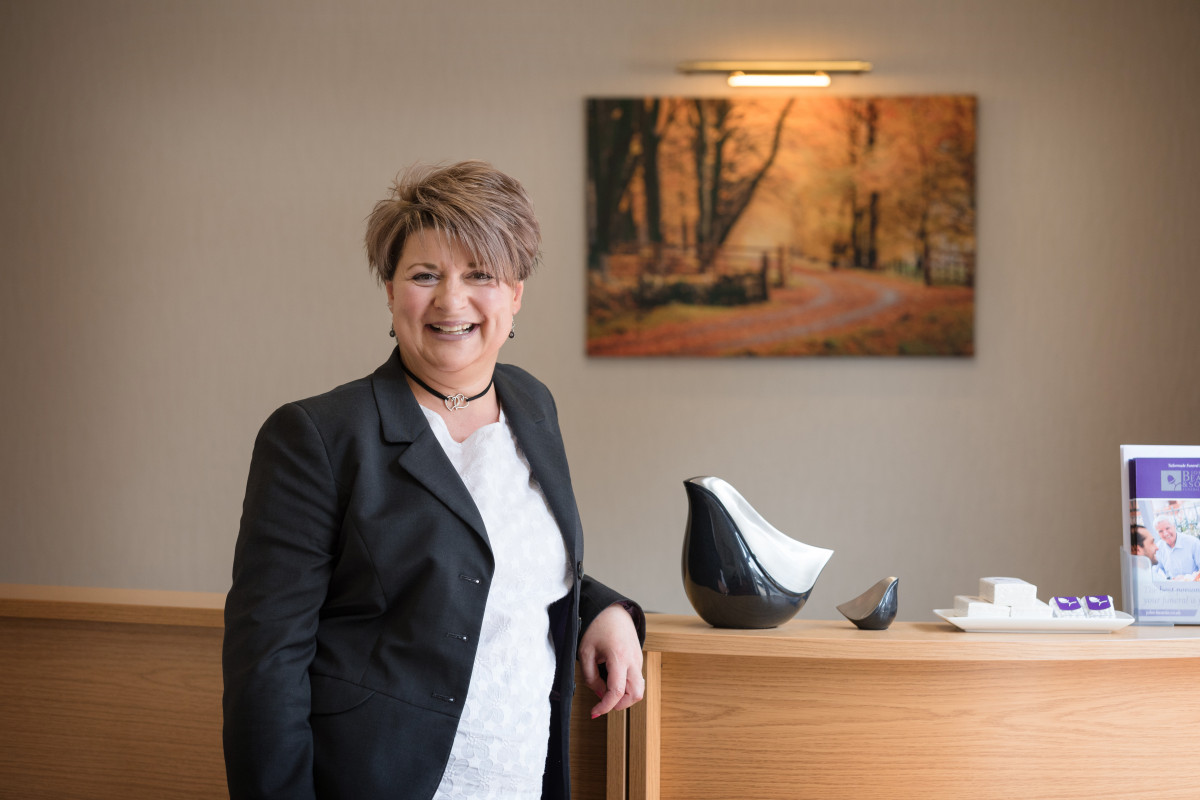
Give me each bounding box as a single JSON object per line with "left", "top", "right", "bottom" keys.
{"left": 933, "top": 608, "right": 1135, "bottom": 633}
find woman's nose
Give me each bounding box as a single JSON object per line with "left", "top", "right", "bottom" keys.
{"left": 434, "top": 276, "right": 467, "bottom": 309}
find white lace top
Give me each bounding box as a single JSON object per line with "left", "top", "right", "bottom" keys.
{"left": 423, "top": 405, "right": 573, "bottom": 800}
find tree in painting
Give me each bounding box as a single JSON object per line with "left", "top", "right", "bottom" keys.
{"left": 585, "top": 94, "right": 976, "bottom": 356}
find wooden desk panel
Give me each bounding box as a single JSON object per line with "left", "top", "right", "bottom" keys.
{"left": 624, "top": 615, "right": 1200, "bottom": 800}
{"left": 0, "top": 585, "right": 610, "bottom": 800}
{"left": 0, "top": 616, "right": 227, "bottom": 800}
{"left": 13, "top": 589, "right": 1195, "bottom": 800}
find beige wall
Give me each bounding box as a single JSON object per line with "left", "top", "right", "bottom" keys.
{"left": 2, "top": 0, "right": 1198, "bottom": 621}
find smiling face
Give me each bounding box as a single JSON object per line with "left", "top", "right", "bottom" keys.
{"left": 1136, "top": 528, "right": 1159, "bottom": 563}
{"left": 385, "top": 229, "right": 523, "bottom": 394}
{"left": 1157, "top": 519, "right": 1179, "bottom": 548}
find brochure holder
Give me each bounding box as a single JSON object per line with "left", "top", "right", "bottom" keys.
{"left": 1120, "top": 444, "right": 1200, "bottom": 624}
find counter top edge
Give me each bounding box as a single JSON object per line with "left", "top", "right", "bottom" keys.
{"left": 0, "top": 584, "right": 225, "bottom": 628}
{"left": 644, "top": 614, "right": 1200, "bottom": 661}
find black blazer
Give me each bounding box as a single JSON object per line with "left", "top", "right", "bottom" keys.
{"left": 223, "top": 349, "right": 641, "bottom": 800}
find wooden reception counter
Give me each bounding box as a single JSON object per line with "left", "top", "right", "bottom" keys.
{"left": 4, "top": 588, "right": 1200, "bottom": 800}
{"left": 0, "top": 585, "right": 228, "bottom": 799}
{"left": 614, "top": 614, "right": 1200, "bottom": 800}
{"left": 0, "top": 584, "right": 610, "bottom": 800}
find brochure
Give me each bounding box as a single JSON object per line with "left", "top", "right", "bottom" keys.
{"left": 1120, "top": 445, "right": 1200, "bottom": 624}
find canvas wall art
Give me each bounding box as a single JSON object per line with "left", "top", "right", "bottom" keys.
{"left": 586, "top": 95, "right": 976, "bottom": 356}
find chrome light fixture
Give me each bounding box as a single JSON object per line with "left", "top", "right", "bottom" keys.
{"left": 677, "top": 60, "right": 872, "bottom": 88}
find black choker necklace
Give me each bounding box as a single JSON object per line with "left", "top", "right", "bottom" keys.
{"left": 399, "top": 359, "right": 493, "bottom": 412}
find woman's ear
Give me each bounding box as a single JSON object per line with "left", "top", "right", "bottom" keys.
{"left": 511, "top": 280, "right": 524, "bottom": 314}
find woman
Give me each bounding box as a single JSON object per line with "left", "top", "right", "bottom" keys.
{"left": 223, "top": 161, "right": 645, "bottom": 800}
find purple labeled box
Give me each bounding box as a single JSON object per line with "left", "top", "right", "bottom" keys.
{"left": 1050, "top": 596, "right": 1088, "bottom": 617}
{"left": 1085, "top": 595, "right": 1115, "bottom": 617}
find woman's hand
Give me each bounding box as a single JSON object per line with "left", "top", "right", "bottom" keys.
{"left": 578, "top": 603, "right": 645, "bottom": 718}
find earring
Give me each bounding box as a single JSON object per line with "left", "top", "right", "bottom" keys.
{"left": 389, "top": 325, "right": 396, "bottom": 338}
{"left": 508, "top": 320, "right": 516, "bottom": 340}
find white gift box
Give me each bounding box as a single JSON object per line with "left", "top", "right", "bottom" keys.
{"left": 954, "top": 595, "right": 1011, "bottom": 618}
{"left": 979, "top": 577, "right": 1038, "bottom": 607}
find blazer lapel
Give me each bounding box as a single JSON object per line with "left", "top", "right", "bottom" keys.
{"left": 371, "top": 350, "right": 489, "bottom": 546}
{"left": 494, "top": 367, "right": 581, "bottom": 563}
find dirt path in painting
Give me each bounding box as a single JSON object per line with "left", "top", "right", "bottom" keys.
{"left": 588, "top": 269, "right": 936, "bottom": 356}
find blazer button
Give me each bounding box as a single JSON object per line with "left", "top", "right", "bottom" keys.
{"left": 576, "top": 561, "right": 584, "bottom": 578}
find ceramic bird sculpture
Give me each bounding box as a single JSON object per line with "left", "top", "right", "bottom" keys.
{"left": 837, "top": 576, "right": 899, "bottom": 630}
{"left": 682, "top": 476, "right": 834, "bottom": 629}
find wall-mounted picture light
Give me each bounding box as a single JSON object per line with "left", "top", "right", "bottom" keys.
{"left": 677, "top": 60, "right": 873, "bottom": 88}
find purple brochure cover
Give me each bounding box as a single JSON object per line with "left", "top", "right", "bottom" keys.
{"left": 1129, "top": 457, "right": 1200, "bottom": 499}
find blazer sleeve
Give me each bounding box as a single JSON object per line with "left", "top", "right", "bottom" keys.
{"left": 578, "top": 576, "right": 647, "bottom": 647}
{"left": 223, "top": 402, "right": 340, "bottom": 800}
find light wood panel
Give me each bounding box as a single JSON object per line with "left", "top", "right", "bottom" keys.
{"left": 657, "top": 653, "right": 1198, "bottom": 800}
{"left": 605, "top": 705, "right": 627, "bottom": 800}
{"left": 643, "top": 614, "right": 1200, "bottom": 661}
{"left": 570, "top": 683, "right": 611, "bottom": 800}
{"left": 12, "top": 591, "right": 1198, "bottom": 800}
{"left": 0, "top": 585, "right": 611, "bottom": 800}
{"left": 627, "top": 651, "right": 660, "bottom": 800}
{"left": 0, "top": 616, "right": 227, "bottom": 799}
{"left": 623, "top": 615, "right": 1200, "bottom": 800}
{"left": 0, "top": 583, "right": 225, "bottom": 627}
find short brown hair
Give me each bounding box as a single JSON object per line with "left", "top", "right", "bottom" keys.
{"left": 364, "top": 160, "right": 541, "bottom": 286}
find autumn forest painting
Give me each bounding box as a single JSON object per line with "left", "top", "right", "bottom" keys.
{"left": 586, "top": 95, "right": 976, "bottom": 356}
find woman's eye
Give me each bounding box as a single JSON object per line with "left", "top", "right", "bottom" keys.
{"left": 468, "top": 271, "right": 495, "bottom": 283}
{"left": 411, "top": 272, "right": 438, "bottom": 284}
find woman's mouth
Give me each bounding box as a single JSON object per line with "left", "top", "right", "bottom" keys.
{"left": 428, "top": 322, "right": 476, "bottom": 335}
